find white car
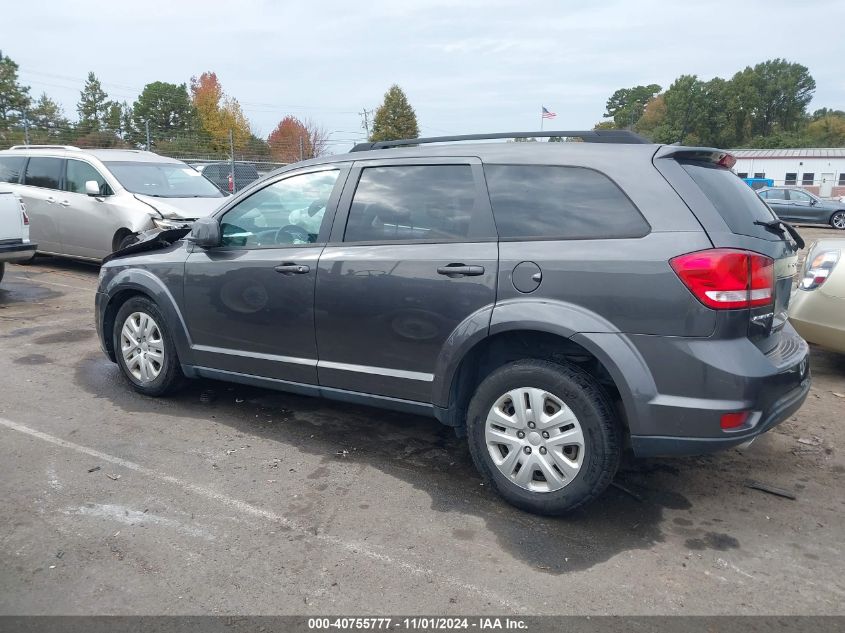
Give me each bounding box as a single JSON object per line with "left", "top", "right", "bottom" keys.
{"left": 0, "top": 190, "right": 37, "bottom": 284}
{"left": 790, "top": 238, "right": 845, "bottom": 354}
{"left": 0, "top": 145, "right": 228, "bottom": 262}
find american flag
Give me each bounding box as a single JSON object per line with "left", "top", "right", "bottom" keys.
{"left": 541, "top": 106, "right": 556, "bottom": 119}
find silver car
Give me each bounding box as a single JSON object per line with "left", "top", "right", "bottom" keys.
{"left": 0, "top": 145, "right": 227, "bottom": 261}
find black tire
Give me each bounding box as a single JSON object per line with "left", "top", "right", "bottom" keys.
{"left": 117, "top": 232, "right": 140, "bottom": 251}
{"left": 830, "top": 211, "right": 845, "bottom": 230}
{"left": 0, "top": 262, "right": 4, "bottom": 283}
{"left": 113, "top": 296, "right": 184, "bottom": 397}
{"left": 466, "top": 359, "right": 621, "bottom": 515}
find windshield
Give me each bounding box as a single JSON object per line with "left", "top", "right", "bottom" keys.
{"left": 105, "top": 161, "right": 224, "bottom": 198}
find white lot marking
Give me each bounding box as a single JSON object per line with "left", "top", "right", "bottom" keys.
{"left": 63, "top": 503, "right": 214, "bottom": 540}
{"left": 46, "top": 465, "right": 62, "bottom": 491}
{"left": 7, "top": 275, "right": 93, "bottom": 293}
{"left": 0, "top": 417, "right": 524, "bottom": 613}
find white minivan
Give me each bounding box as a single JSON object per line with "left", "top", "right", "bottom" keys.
{"left": 0, "top": 146, "right": 228, "bottom": 262}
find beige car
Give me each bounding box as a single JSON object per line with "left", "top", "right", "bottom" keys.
{"left": 789, "top": 238, "right": 845, "bottom": 353}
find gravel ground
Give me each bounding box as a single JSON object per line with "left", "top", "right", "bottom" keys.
{"left": 0, "top": 225, "right": 842, "bottom": 615}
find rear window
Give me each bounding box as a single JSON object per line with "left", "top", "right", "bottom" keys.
{"left": 0, "top": 156, "right": 25, "bottom": 183}
{"left": 484, "top": 165, "right": 649, "bottom": 240}
{"left": 680, "top": 161, "right": 777, "bottom": 240}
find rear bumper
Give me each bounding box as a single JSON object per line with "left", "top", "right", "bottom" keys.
{"left": 0, "top": 241, "right": 37, "bottom": 262}
{"left": 614, "top": 323, "right": 811, "bottom": 457}
{"left": 630, "top": 372, "right": 811, "bottom": 456}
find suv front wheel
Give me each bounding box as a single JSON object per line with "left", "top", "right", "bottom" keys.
{"left": 466, "top": 359, "right": 621, "bottom": 515}
{"left": 113, "top": 296, "right": 183, "bottom": 396}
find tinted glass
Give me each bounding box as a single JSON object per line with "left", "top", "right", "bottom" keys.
{"left": 681, "top": 161, "right": 777, "bottom": 240}
{"left": 24, "top": 157, "right": 62, "bottom": 189}
{"left": 344, "top": 165, "right": 476, "bottom": 242}
{"left": 234, "top": 163, "right": 258, "bottom": 178}
{"left": 221, "top": 170, "right": 339, "bottom": 248}
{"left": 0, "top": 156, "right": 25, "bottom": 183}
{"left": 790, "top": 190, "right": 812, "bottom": 203}
{"left": 764, "top": 189, "right": 787, "bottom": 200}
{"left": 65, "top": 159, "right": 110, "bottom": 195}
{"left": 105, "top": 161, "right": 223, "bottom": 198}
{"left": 484, "top": 165, "right": 648, "bottom": 240}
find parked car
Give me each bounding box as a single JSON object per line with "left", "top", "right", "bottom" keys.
{"left": 789, "top": 238, "right": 845, "bottom": 354}
{"left": 757, "top": 186, "right": 845, "bottom": 229}
{"left": 0, "top": 190, "right": 37, "bottom": 283}
{"left": 0, "top": 145, "right": 227, "bottom": 262}
{"left": 742, "top": 177, "right": 773, "bottom": 190}
{"left": 194, "top": 161, "right": 259, "bottom": 193}
{"left": 95, "top": 131, "right": 811, "bottom": 515}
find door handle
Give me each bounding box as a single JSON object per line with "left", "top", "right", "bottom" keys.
{"left": 274, "top": 263, "right": 310, "bottom": 274}
{"left": 46, "top": 196, "right": 56, "bottom": 204}
{"left": 59, "top": 200, "right": 71, "bottom": 207}
{"left": 437, "top": 263, "right": 485, "bottom": 277}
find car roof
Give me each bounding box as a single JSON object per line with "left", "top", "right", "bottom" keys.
{"left": 0, "top": 146, "right": 186, "bottom": 165}
{"left": 286, "top": 140, "right": 662, "bottom": 171}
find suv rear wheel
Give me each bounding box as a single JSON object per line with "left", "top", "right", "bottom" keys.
{"left": 466, "top": 359, "right": 621, "bottom": 514}
{"left": 113, "top": 296, "right": 183, "bottom": 396}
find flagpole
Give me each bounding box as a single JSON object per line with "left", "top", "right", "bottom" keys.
{"left": 540, "top": 107, "right": 543, "bottom": 132}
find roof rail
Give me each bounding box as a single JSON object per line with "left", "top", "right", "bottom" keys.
{"left": 8, "top": 144, "right": 81, "bottom": 151}
{"left": 351, "top": 130, "right": 649, "bottom": 152}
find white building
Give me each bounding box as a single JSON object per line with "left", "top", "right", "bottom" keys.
{"left": 731, "top": 148, "right": 845, "bottom": 198}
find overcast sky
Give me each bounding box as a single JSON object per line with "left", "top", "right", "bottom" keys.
{"left": 4, "top": 0, "right": 844, "bottom": 152}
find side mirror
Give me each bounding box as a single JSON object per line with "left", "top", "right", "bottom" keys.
{"left": 810, "top": 198, "right": 818, "bottom": 206}
{"left": 186, "top": 216, "right": 221, "bottom": 248}
{"left": 85, "top": 180, "right": 101, "bottom": 196}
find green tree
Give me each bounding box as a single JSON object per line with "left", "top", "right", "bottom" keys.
{"left": 130, "top": 82, "right": 196, "bottom": 147}
{"left": 370, "top": 84, "right": 419, "bottom": 142}
{"left": 806, "top": 113, "right": 845, "bottom": 146}
{"left": 0, "top": 53, "right": 31, "bottom": 145}
{"left": 603, "top": 84, "right": 661, "bottom": 128}
{"left": 77, "top": 72, "right": 113, "bottom": 135}
{"left": 28, "top": 93, "right": 71, "bottom": 143}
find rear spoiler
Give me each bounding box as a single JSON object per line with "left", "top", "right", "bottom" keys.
{"left": 654, "top": 146, "right": 736, "bottom": 169}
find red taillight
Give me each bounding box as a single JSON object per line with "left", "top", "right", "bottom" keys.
{"left": 21, "top": 210, "right": 29, "bottom": 226}
{"left": 717, "top": 152, "right": 737, "bottom": 169}
{"left": 721, "top": 411, "right": 750, "bottom": 430}
{"left": 228, "top": 174, "right": 234, "bottom": 192}
{"left": 670, "top": 249, "right": 774, "bottom": 310}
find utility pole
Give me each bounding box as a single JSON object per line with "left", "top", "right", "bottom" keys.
{"left": 145, "top": 121, "right": 151, "bottom": 151}
{"left": 229, "top": 129, "right": 236, "bottom": 194}
{"left": 22, "top": 111, "right": 30, "bottom": 146}
{"left": 359, "top": 108, "right": 372, "bottom": 139}
{"left": 299, "top": 136, "right": 304, "bottom": 161}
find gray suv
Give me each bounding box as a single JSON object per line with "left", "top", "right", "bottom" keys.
{"left": 94, "top": 131, "right": 811, "bottom": 515}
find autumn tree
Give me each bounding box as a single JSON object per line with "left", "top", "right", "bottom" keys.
{"left": 77, "top": 72, "right": 114, "bottom": 135}
{"left": 267, "top": 115, "right": 328, "bottom": 162}
{"left": 0, "top": 53, "right": 31, "bottom": 145}
{"left": 190, "top": 72, "right": 251, "bottom": 150}
{"left": 370, "top": 85, "right": 419, "bottom": 142}
{"left": 603, "top": 84, "right": 661, "bottom": 128}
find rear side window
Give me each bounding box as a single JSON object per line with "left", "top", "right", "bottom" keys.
{"left": 763, "top": 189, "right": 787, "bottom": 200}
{"left": 680, "top": 161, "right": 776, "bottom": 239}
{"left": 235, "top": 164, "right": 258, "bottom": 178}
{"left": 24, "top": 157, "right": 62, "bottom": 189}
{"left": 344, "top": 165, "right": 478, "bottom": 242}
{"left": 484, "top": 165, "right": 649, "bottom": 240}
{"left": 0, "top": 156, "right": 25, "bottom": 183}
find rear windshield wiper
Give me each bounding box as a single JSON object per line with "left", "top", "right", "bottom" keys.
{"left": 754, "top": 219, "right": 805, "bottom": 250}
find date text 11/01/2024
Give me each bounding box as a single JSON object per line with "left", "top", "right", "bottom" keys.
{"left": 308, "top": 617, "right": 528, "bottom": 630}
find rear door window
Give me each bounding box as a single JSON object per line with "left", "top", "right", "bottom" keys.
{"left": 680, "top": 161, "right": 777, "bottom": 240}
{"left": 344, "top": 165, "right": 480, "bottom": 243}
{"left": 484, "top": 164, "right": 649, "bottom": 240}
{"left": 0, "top": 156, "right": 25, "bottom": 183}
{"left": 23, "top": 157, "right": 62, "bottom": 189}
